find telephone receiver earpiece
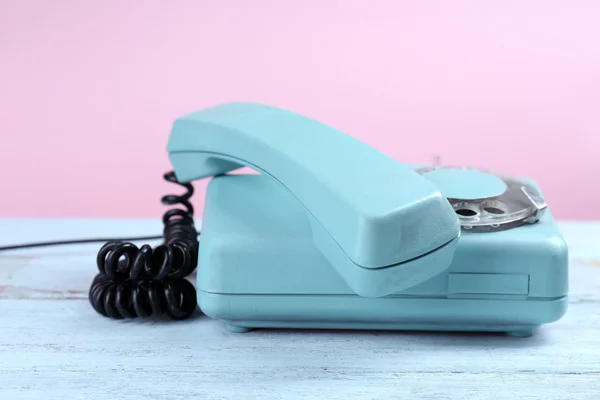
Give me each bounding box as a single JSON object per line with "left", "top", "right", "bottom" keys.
{"left": 167, "top": 102, "right": 460, "bottom": 297}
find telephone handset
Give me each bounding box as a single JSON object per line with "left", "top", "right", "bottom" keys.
{"left": 167, "top": 102, "right": 460, "bottom": 297}
{"left": 87, "top": 102, "right": 568, "bottom": 337}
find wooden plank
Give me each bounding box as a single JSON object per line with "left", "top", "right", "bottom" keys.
{"left": 0, "top": 219, "right": 599, "bottom": 399}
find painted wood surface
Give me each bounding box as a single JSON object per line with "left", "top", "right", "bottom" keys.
{"left": 0, "top": 219, "right": 599, "bottom": 400}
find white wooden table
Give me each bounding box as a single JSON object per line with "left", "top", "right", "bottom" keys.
{"left": 0, "top": 219, "right": 598, "bottom": 399}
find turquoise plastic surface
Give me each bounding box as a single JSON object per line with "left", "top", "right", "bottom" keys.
{"left": 166, "top": 102, "right": 569, "bottom": 336}
{"left": 168, "top": 102, "right": 460, "bottom": 297}
{"left": 420, "top": 168, "right": 508, "bottom": 200}
{"left": 196, "top": 174, "right": 568, "bottom": 337}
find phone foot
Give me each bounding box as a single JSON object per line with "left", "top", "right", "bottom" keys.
{"left": 225, "top": 324, "right": 252, "bottom": 333}
{"left": 506, "top": 328, "right": 534, "bottom": 337}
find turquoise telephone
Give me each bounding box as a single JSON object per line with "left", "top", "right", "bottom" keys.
{"left": 89, "top": 102, "right": 568, "bottom": 337}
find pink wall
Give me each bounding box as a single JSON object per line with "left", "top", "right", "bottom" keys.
{"left": 1, "top": 0, "right": 599, "bottom": 220}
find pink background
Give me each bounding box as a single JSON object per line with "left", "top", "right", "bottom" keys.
{"left": 1, "top": 0, "right": 599, "bottom": 220}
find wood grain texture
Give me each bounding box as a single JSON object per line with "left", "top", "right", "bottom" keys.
{"left": 0, "top": 219, "right": 599, "bottom": 400}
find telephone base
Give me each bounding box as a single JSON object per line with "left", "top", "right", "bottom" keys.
{"left": 200, "top": 292, "right": 567, "bottom": 337}
{"left": 223, "top": 322, "right": 536, "bottom": 337}
{"left": 196, "top": 175, "right": 568, "bottom": 337}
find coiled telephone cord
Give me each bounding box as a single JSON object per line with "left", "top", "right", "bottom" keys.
{"left": 0, "top": 171, "right": 200, "bottom": 321}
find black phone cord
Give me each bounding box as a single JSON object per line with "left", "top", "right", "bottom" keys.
{"left": 88, "top": 171, "right": 200, "bottom": 320}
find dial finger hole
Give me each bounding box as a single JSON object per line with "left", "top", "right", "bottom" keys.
{"left": 456, "top": 208, "right": 478, "bottom": 217}
{"left": 481, "top": 200, "right": 508, "bottom": 215}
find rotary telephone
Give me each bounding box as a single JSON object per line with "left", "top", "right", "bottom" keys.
{"left": 2, "top": 102, "right": 569, "bottom": 337}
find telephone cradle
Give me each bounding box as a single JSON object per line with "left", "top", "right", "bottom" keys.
{"left": 83, "top": 102, "right": 567, "bottom": 338}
